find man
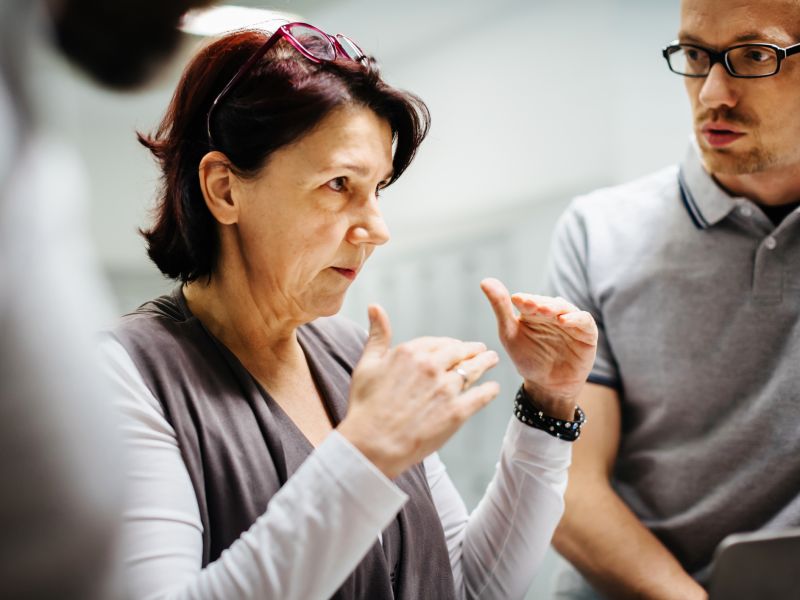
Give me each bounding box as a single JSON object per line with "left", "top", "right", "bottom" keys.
{"left": 547, "top": 0, "right": 800, "bottom": 598}
{"left": 0, "top": 1, "right": 212, "bottom": 597}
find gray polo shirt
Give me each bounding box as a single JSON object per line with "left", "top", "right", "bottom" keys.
{"left": 547, "top": 142, "right": 800, "bottom": 578}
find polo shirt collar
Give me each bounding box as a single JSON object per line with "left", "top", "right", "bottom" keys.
{"left": 678, "top": 139, "right": 738, "bottom": 230}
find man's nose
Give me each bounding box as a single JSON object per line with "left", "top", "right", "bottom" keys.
{"left": 698, "top": 62, "right": 739, "bottom": 111}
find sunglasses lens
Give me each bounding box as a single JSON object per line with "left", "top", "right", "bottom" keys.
{"left": 285, "top": 24, "right": 335, "bottom": 60}
{"left": 336, "top": 34, "right": 364, "bottom": 61}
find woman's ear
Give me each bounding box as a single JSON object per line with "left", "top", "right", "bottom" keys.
{"left": 198, "top": 151, "right": 239, "bottom": 225}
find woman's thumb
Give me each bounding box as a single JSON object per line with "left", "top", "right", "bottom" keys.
{"left": 362, "top": 304, "right": 393, "bottom": 358}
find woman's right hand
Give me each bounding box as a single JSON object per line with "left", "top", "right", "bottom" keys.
{"left": 338, "top": 304, "right": 500, "bottom": 479}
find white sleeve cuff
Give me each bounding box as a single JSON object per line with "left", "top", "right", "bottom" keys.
{"left": 316, "top": 431, "right": 408, "bottom": 525}
{"left": 505, "top": 417, "right": 573, "bottom": 470}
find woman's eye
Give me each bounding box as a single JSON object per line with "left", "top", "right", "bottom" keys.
{"left": 327, "top": 177, "right": 347, "bottom": 192}
{"left": 375, "top": 180, "right": 390, "bottom": 198}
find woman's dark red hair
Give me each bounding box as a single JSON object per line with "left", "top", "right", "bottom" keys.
{"left": 139, "top": 29, "right": 430, "bottom": 282}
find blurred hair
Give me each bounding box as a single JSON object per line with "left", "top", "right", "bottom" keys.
{"left": 139, "top": 30, "right": 430, "bottom": 282}
{"left": 50, "top": 0, "right": 216, "bottom": 89}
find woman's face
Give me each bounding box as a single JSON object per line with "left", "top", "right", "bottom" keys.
{"left": 230, "top": 105, "right": 393, "bottom": 320}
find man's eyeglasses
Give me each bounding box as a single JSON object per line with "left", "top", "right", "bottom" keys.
{"left": 662, "top": 40, "right": 800, "bottom": 78}
{"left": 207, "top": 22, "right": 366, "bottom": 147}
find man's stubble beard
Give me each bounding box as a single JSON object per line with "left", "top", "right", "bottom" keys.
{"left": 695, "top": 105, "right": 780, "bottom": 175}
{"left": 700, "top": 140, "right": 779, "bottom": 175}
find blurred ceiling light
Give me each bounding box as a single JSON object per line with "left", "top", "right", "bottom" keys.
{"left": 180, "top": 5, "right": 302, "bottom": 37}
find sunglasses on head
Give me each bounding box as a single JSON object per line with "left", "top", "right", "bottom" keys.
{"left": 206, "top": 22, "right": 367, "bottom": 147}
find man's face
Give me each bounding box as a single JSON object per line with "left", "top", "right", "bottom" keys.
{"left": 680, "top": 0, "right": 800, "bottom": 175}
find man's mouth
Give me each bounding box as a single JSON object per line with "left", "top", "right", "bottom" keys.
{"left": 701, "top": 122, "right": 746, "bottom": 148}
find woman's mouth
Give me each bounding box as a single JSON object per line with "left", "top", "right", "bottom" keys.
{"left": 331, "top": 267, "right": 357, "bottom": 281}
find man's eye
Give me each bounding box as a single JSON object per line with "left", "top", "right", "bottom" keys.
{"left": 686, "top": 49, "right": 701, "bottom": 61}
{"left": 746, "top": 49, "right": 770, "bottom": 63}
{"left": 327, "top": 177, "right": 346, "bottom": 192}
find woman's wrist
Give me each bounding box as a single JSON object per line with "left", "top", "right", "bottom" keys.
{"left": 337, "top": 417, "right": 403, "bottom": 480}
{"left": 515, "top": 384, "right": 586, "bottom": 442}
{"left": 522, "top": 380, "right": 577, "bottom": 421}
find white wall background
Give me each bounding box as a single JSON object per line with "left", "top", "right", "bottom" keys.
{"left": 31, "top": 0, "right": 687, "bottom": 596}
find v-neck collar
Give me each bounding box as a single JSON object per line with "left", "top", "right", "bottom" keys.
{"left": 171, "top": 285, "right": 350, "bottom": 471}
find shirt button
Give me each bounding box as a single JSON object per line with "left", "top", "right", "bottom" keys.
{"left": 740, "top": 206, "right": 753, "bottom": 217}
{"left": 765, "top": 236, "right": 777, "bottom": 250}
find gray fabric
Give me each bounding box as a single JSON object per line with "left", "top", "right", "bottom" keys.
{"left": 112, "top": 287, "right": 457, "bottom": 600}
{"left": 546, "top": 142, "right": 800, "bottom": 579}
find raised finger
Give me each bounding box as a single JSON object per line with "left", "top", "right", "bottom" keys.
{"left": 428, "top": 339, "right": 489, "bottom": 371}
{"left": 448, "top": 350, "right": 500, "bottom": 391}
{"left": 453, "top": 350, "right": 500, "bottom": 385}
{"left": 452, "top": 381, "right": 501, "bottom": 422}
{"left": 557, "top": 311, "right": 599, "bottom": 345}
{"left": 480, "top": 278, "right": 516, "bottom": 340}
{"left": 403, "top": 336, "right": 462, "bottom": 352}
{"left": 512, "top": 293, "right": 578, "bottom": 320}
{"left": 362, "top": 304, "right": 393, "bottom": 359}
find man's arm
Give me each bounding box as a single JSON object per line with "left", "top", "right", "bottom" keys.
{"left": 552, "top": 383, "right": 707, "bottom": 600}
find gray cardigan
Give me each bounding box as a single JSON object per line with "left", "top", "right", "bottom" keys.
{"left": 112, "top": 287, "right": 456, "bottom": 600}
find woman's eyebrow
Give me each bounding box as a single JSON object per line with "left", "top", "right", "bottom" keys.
{"left": 322, "top": 162, "right": 394, "bottom": 181}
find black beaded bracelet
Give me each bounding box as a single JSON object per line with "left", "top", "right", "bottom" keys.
{"left": 513, "top": 385, "right": 586, "bottom": 442}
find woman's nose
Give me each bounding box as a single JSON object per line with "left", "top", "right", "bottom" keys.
{"left": 348, "top": 198, "right": 390, "bottom": 246}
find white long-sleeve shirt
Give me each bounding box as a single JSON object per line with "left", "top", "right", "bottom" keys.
{"left": 100, "top": 337, "right": 571, "bottom": 600}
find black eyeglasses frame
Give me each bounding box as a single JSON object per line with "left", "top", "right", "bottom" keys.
{"left": 662, "top": 39, "right": 800, "bottom": 79}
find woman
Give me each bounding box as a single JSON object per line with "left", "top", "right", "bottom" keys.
{"left": 101, "top": 23, "right": 598, "bottom": 599}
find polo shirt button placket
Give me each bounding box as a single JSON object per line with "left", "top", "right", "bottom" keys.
{"left": 753, "top": 235, "right": 782, "bottom": 303}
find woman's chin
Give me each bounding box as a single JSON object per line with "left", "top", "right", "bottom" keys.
{"left": 310, "top": 295, "right": 347, "bottom": 319}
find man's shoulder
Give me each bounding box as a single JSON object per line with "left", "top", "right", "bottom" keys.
{"left": 569, "top": 164, "right": 680, "bottom": 220}
{"left": 551, "top": 164, "right": 689, "bottom": 264}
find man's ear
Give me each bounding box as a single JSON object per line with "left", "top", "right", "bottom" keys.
{"left": 198, "top": 151, "right": 239, "bottom": 225}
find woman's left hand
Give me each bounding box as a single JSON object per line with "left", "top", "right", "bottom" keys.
{"left": 480, "top": 277, "right": 598, "bottom": 421}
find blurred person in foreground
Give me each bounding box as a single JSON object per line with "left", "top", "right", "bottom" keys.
{"left": 548, "top": 0, "right": 800, "bottom": 598}
{"left": 0, "top": 1, "right": 212, "bottom": 598}
{"left": 99, "top": 24, "right": 598, "bottom": 599}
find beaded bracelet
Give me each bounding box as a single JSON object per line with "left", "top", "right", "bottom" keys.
{"left": 513, "top": 385, "right": 586, "bottom": 442}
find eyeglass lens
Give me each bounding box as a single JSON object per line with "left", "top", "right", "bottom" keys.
{"left": 335, "top": 35, "right": 364, "bottom": 61}
{"left": 668, "top": 45, "right": 779, "bottom": 76}
{"left": 286, "top": 23, "right": 336, "bottom": 60}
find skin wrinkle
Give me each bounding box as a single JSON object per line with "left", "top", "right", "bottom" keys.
{"left": 185, "top": 104, "right": 392, "bottom": 381}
